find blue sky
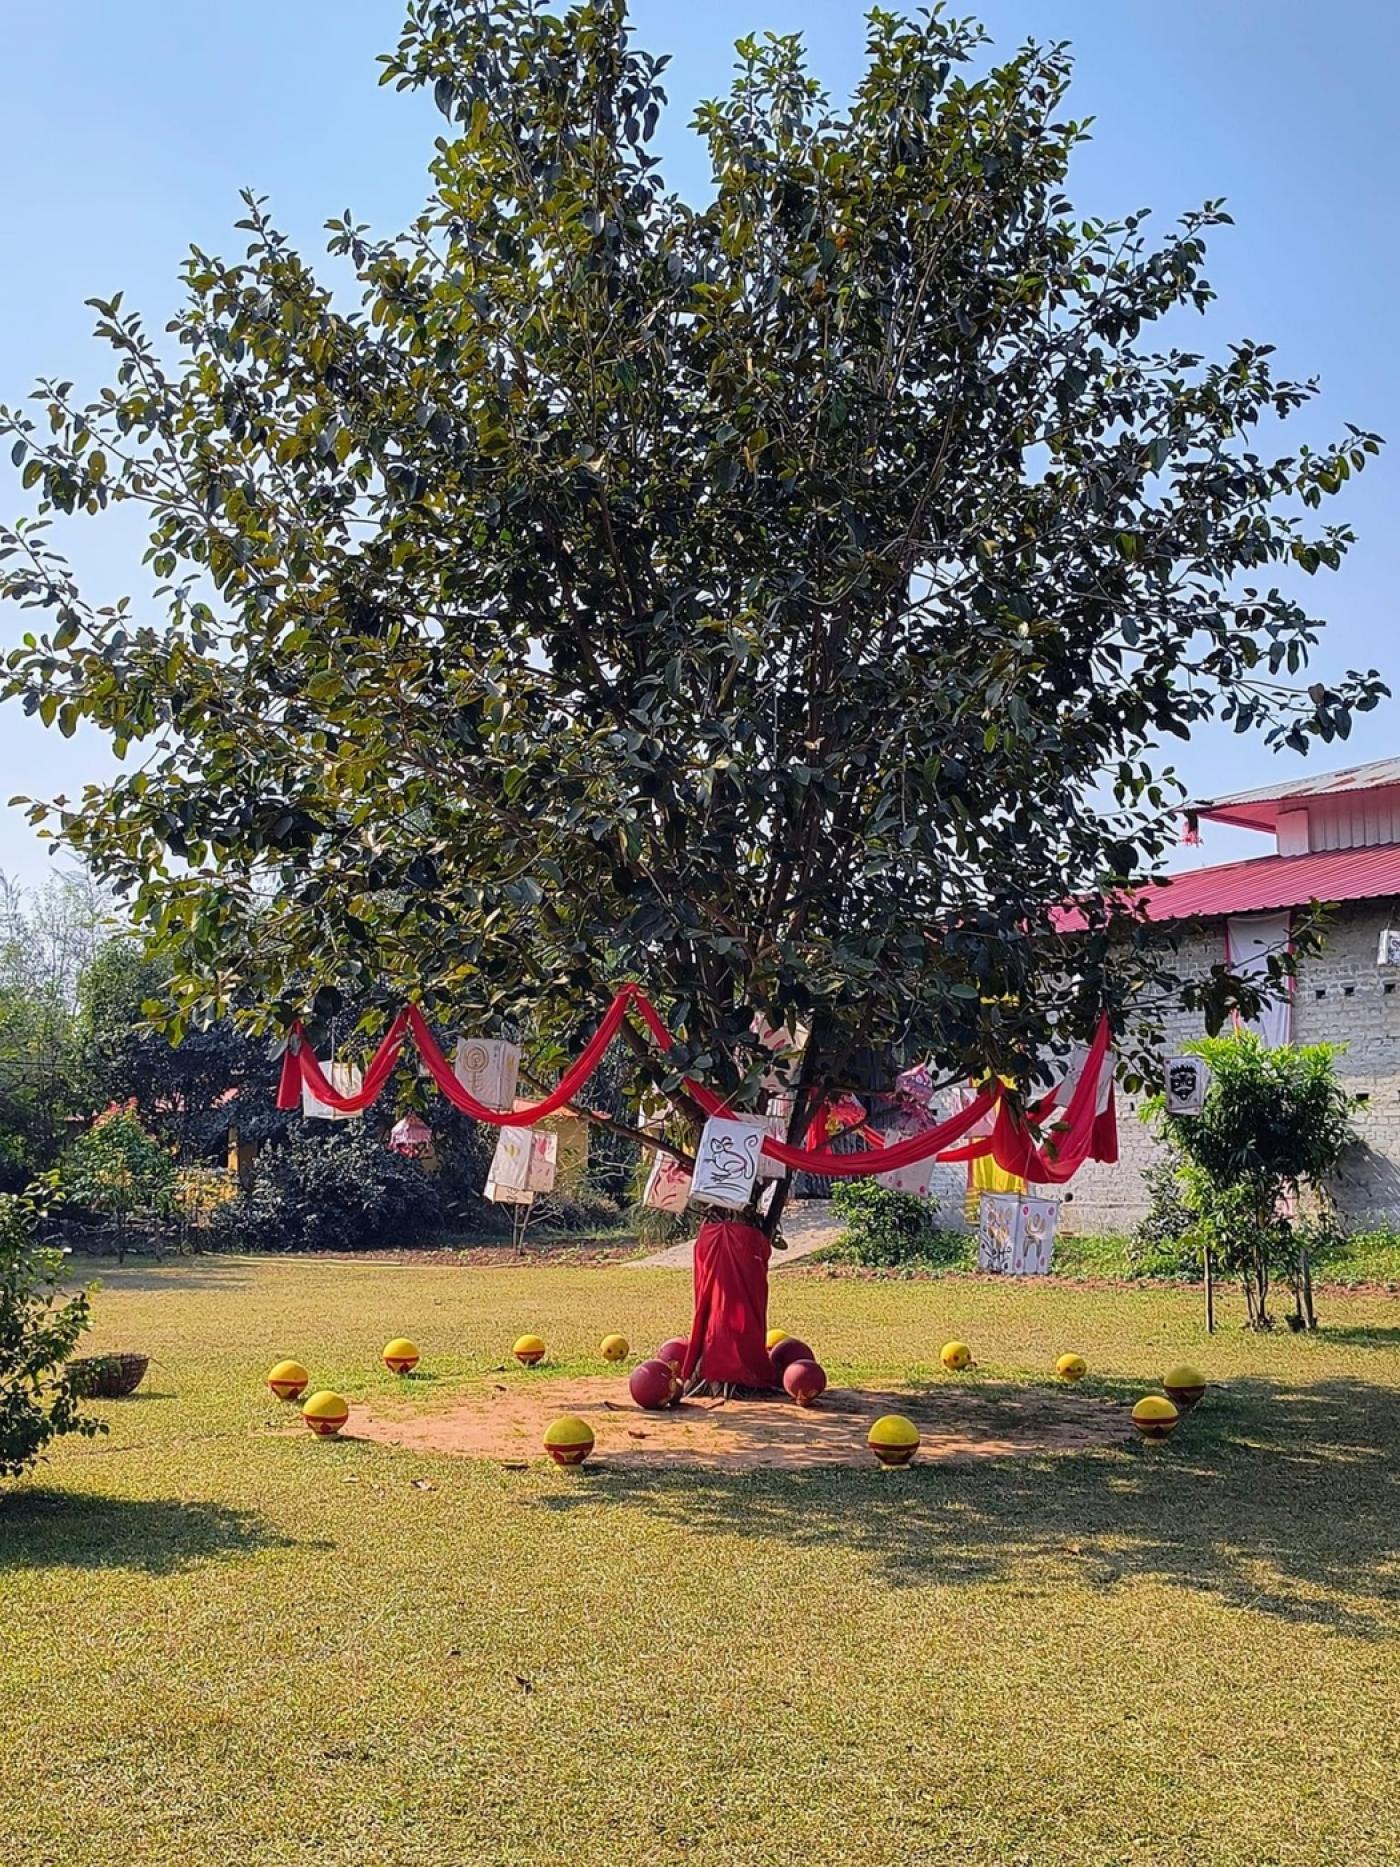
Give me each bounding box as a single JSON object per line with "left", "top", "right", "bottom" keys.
{"left": 1, "top": 0, "right": 1395, "bottom": 882}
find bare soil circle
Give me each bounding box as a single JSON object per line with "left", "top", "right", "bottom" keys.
{"left": 346, "top": 1375, "right": 1129, "bottom": 1470}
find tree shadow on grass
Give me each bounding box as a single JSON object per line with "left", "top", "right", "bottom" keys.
{"left": 536, "top": 1376, "right": 1400, "bottom": 1639}
{"left": 0, "top": 1488, "right": 295, "bottom": 1575}
{"left": 1317, "top": 1323, "right": 1400, "bottom": 1349}
{"left": 68, "top": 1256, "right": 257, "bottom": 1295}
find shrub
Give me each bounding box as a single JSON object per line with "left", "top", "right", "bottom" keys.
{"left": 58, "top": 1105, "right": 177, "bottom": 1256}
{"left": 0, "top": 1186, "right": 105, "bottom": 1479}
{"left": 531, "top": 1190, "right": 622, "bottom": 1235}
{"left": 1153, "top": 1035, "right": 1356, "bottom": 1329}
{"left": 1128, "top": 1155, "right": 1200, "bottom": 1279}
{"left": 830, "top": 1179, "right": 966, "bottom": 1269}
{"left": 212, "top": 1125, "right": 445, "bottom": 1253}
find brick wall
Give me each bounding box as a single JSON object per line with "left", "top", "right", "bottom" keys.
{"left": 1064, "top": 901, "right": 1400, "bottom": 1235}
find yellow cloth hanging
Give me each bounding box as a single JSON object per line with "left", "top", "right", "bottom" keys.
{"left": 964, "top": 1150, "right": 1026, "bottom": 1225}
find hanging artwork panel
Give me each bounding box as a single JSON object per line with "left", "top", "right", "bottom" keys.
{"left": 1010, "top": 1197, "right": 1058, "bottom": 1275}
{"left": 643, "top": 1150, "right": 693, "bottom": 1213}
{"left": 452, "top": 1037, "right": 522, "bottom": 1112}
{"left": 977, "top": 1192, "right": 1019, "bottom": 1273}
{"left": 515, "top": 1099, "right": 589, "bottom": 1193}
{"left": 1165, "top": 1055, "right": 1209, "bottom": 1117}
{"left": 302, "top": 1062, "right": 363, "bottom": 1123}
{"left": 487, "top": 1126, "right": 558, "bottom": 1198}
{"left": 753, "top": 1016, "right": 809, "bottom": 1092}
{"left": 690, "top": 1117, "right": 766, "bottom": 1210}
{"left": 978, "top": 1193, "right": 1059, "bottom": 1274}
{"left": 484, "top": 1178, "right": 533, "bottom": 1207}
{"left": 874, "top": 1115, "right": 937, "bottom": 1197}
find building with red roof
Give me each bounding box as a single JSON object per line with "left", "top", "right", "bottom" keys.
{"left": 1067, "top": 756, "right": 1400, "bottom": 1233}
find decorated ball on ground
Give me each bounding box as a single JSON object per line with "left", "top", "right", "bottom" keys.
{"left": 629, "top": 1358, "right": 680, "bottom": 1411}
{"left": 543, "top": 1416, "right": 595, "bottom": 1467}
{"left": 1132, "top": 1395, "right": 1180, "bottom": 1441}
{"left": 868, "top": 1414, "right": 920, "bottom": 1467}
{"left": 513, "top": 1334, "right": 547, "bottom": 1366}
{"left": 302, "top": 1390, "right": 350, "bottom": 1437}
{"left": 1055, "top": 1353, "right": 1088, "bottom": 1383}
{"left": 267, "top": 1359, "right": 309, "bottom": 1401}
{"left": 940, "top": 1340, "right": 972, "bottom": 1372}
{"left": 600, "top": 1333, "right": 630, "bottom": 1363}
{"left": 382, "top": 1337, "right": 420, "bottom": 1375}
{"left": 1162, "top": 1363, "right": 1207, "bottom": 1410}
{"left": 656, "top": 1337, "right": 690, "bottom": 1373}
{"left": 769, "top": 1336, "right": 815, "bottom": 1377}
{"left": 782, "top": 1359, "right": 828, "bottom": 1407}
{"left": 765, "top": 1328, "right": 789, "bottom": 1351}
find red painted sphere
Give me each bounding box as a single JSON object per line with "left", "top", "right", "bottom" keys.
{"left": 629, "top": 1358, "right": 680, "bottom": 1411}
{"left": 782, "top": 1359, "right": 828, "bottom": 1407}
{"left": 656, "top": 1337, "right": 690, "bottom": 1374}
{"left": 769, "top": 1337, "right": 814, "bottom": 1378}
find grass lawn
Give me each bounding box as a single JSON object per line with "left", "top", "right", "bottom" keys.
{"left": 4, "top": 1257, "right": 1400, "bottom": 1867}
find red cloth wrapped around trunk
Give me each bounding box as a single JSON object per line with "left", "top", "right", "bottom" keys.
{"left": 682, "top": 1219, "right": 774, "bottom": 1388}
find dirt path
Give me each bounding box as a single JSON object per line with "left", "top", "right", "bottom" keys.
{"left": 627, "top": 1199, "right": 842, "bottom": 1271}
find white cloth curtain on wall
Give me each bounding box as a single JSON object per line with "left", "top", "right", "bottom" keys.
{"left": 1225, "top": 911, "right": 1293, "bottom": 1047}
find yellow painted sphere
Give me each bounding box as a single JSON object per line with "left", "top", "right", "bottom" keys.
{"left": 302, "top": 1390, "right": 350, "bottom": 1437}
{"left": 382, "top": 1337, "right": 420, "bottom": 1375}
{"left": 513, "top": 1334, "right": 547, "bottom": 1366}
{"left": 600, "top": 1333, "right": 630, "bottom": 1363}
{"left": 267, "top": 1359, "right": 309, "bottom": 1402}
{"left": 1163, "top": 1363, "right": 1208, "bottom": 1411}
{"left": 867, "top": 1414, "right": 921, "bottom": 1467}
{"left": 543, "top": 1416, "right": 596, "bottom": 1467}
{"left": 1055, "top": 1353, "right": 1088, "bottom": 1383}
{"left": 940, "top": 1340, "right": 972, "bottom": 1372}
{"left": 766, "top": 1328, "right": 789, "bottom": 1350}
{"left": 1132, "top": 1394, "right": 1180, "bottom": 1441}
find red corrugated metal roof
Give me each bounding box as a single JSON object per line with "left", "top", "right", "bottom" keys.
{"left": 1055, "top": 844, "right": 1400, "bottom": 931}
{"left": 1195, "top": 758, "right": 1400, "bottom": 834}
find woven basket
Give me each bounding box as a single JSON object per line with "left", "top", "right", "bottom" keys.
{"left": 68, "top": 1352, "right": 150, "bottom": 1399}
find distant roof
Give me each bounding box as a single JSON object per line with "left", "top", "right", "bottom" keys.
{"left": 1055, "top": 843, "right": 1400, "bottom": 931}
{"left": 1197, "top": 756, "right": 1400, "bottom": 833}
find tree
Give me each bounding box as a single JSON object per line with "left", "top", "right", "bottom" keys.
{"left": 0, "top": 1186, "right": 104, "bottom": 1479}
{"left": 0, "top": 872, "right": 109, "bottom": 1182}
{"left": 74, "top": 937, "right": 291, "bottom": 1163}
{"left": 0, "top": 2, "right": 1385, "bottom": 1254}
{"left": 1154, "top": 1035, "right": 1356, "bottom": 1329}
{"left": 58, "top": 1106, "right": 176, "bottom": 1260}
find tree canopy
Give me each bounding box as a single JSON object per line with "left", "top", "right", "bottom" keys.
{"left": 0, "top": 1, "right": 1385, "bottom": 1130}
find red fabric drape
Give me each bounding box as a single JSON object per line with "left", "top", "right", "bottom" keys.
{"left": 405, "top": 998, "right": 635, "bottom": 1125}
{"left": 282, "top": 1010, "right": 412, "bottom": 1115}
{"left": 681, "top": 1219, "right": 774, "bottom": 1388}
{"left": 942, "top": 1016, "right": 1117, "bottom": 1183}
{"left": 275, "top": 984, "right": 1113, "bottom": 1184}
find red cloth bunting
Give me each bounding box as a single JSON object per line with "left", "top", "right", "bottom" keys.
{"left": 942, "top": 1015, "right": 1117, "bottom": 1182}
{"left": 405, "top": 1000, "right": 634, "bottom": 1125}
{"left": 279, "top": 1010, "right": 411, "bottom": 1115}
{"left": 274, "top": 984, "right": 1113, "bottom": 1183}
